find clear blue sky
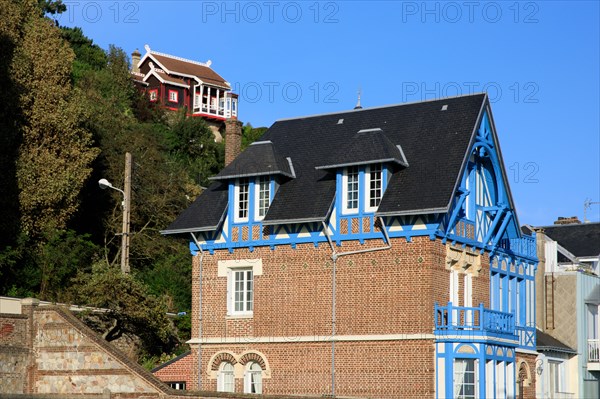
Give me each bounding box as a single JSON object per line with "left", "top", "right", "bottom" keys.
{"left": 58, "top": 1, "right": 600, "bottom": 227}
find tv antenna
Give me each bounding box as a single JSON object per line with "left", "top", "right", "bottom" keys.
{"left": 583, "top": 198, "right": 600, "bottom": 223}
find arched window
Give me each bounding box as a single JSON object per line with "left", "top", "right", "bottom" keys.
{"left": 244, "top": 361, "right": 262, "bottom": 394}
{"left": 217, "top": 362, "right": 234, "bottom": 392}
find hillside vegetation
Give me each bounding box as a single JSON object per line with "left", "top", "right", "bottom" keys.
{"left": 0, "top": 0, "right": 265, "bottom": 366}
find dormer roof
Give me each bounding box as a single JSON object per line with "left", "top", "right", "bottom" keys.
{"left": 210, "top": 141, "right": 295, "bottom": 181}
{"left": 163, "top": 93, "right": 488, "bottom": 233}
{"left": 315, "top": 128, "right": 408, "bottom": 170}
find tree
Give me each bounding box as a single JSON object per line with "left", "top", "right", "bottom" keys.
{"left": 67, "top": 262, "right": 179, "bottom": 358}
{"left": 241, "top": 122, "right": 268, "bottom": 150}
{"left": 12, "top": 4, "right": 99, "bottom": 237}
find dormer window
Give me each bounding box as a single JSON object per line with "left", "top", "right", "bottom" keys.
{"left": 341, "top": 164, "right": 388, "bottom": 215}
{"left": 236, "top": 178, "right": 250, "bottom": 222}
{"left": 366, "top": 164, "right": 383, "bottom": 211}
{"left": 345, "top": 166, "right": 359, "bottom": 212}
{"left": 256, "top": 176, "right": 271, "bottom": 220}
{"left": 233, "top": 176, "right": 275, "bottom": 223}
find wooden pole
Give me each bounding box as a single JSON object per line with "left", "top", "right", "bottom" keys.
{"left": 121, "top": 152, "right": 132, "bottom": 274}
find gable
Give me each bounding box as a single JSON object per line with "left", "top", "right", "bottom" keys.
{"left": 442, "top": 103, "right": 529, "bottom": 253}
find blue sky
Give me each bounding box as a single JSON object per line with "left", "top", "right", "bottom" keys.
{"left": 58, "top": 1, "right": 600, "bottom": 226}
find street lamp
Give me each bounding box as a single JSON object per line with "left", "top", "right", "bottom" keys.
{"left": 98, "top": 153, "right": 132, "bottom": 274}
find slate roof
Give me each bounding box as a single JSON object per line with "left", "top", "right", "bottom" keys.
{"left": 163, "top": 93, "right": 488, "bottom": 233}
{"left": 211, "top": 141, "right": 295, "bottom": 180}
{"left": 536, "top": 329, "right": 576, "bottom": 354}
{"left": 149, "top": 52, "right": 229, "bottom": 88}
{"left": 163, "top": 182, "right": 228, "bottom": 233}
{"left": 316, "top": 128, "right": 408, "bottom": 169}
{"left": 539, "top": 222, "right": 600, "bottom": 260}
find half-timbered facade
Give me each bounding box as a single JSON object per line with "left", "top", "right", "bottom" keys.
{"left": 162, "top": 93, "right": 538, "bottom": 398}
{"left": 131, "top": 45, "right": 238, "bottom": 125}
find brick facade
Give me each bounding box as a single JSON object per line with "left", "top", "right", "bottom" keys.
{"left": 185, "top": 236, "right": 492, "bottom": 397}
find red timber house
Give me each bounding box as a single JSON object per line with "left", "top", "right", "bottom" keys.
{"left": 131, "top": 45, "right": 238, "bottom": 140}
{"left": 157, "top": 93, "right": 539, "bottom": 398}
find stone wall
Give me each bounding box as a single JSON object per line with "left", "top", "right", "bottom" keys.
{"left": 0, "top": 313, "right": 29, "bottom": 393}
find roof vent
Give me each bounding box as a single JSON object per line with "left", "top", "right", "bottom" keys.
{"left": 337, "top": 119, "right": 344, "bottom": 125}
{"left": 441, "top": 104, "right": 448, "bottom": 111}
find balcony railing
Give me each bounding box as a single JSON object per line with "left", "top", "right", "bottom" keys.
{"left": 434, "top": 302, "right": 517, "bottom": 340}
{"left": 498, "top": 235, "right": 536, "bottom": 258}
{"left": 589, "top": 339, "right": 600, "bottom": 363}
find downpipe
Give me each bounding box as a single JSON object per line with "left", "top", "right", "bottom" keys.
{"left": 190, "top": 232, "right": 204, "bottom": 390}
{"left": 321, "top": 217, "right": 392, "bottom": 397}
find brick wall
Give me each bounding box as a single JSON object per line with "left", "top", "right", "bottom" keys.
{"left": 153, "top": 351, "right": 194, "bottom": 388}
{"left": 188, "top": 236, "right": 492, "bottom": 397}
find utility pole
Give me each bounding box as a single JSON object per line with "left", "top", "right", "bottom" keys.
{"left": 121, "top": 152, "right": 132, "bottom": 274}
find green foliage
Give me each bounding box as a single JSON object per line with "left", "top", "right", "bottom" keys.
{"left": 60, "top": 26, "right": 107, "bottom": 83}
{"left": 38, "top": 0, "right": 66, "bottom": 15}
{"left": 12, "top": 4, "right": 99, "bottom": 236}
{"left": 67, "top": 262, "right": 179, "bottom": 357}
{"left": 241, "top": 123, "right": 268, "bottom": 150}
{"left": 165, "top": 112, "right": 225, "bottom": 187}
{"left": 141, "top": 252, "right": 192, "bottom": 312}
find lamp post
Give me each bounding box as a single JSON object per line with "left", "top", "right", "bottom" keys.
{"left": 98, "top": 152, "right": 132, "bottom": 274}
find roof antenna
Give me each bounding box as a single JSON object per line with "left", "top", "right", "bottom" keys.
{"left": 354, "top": 87, "right": 363, "bottom": 110}
{"left": 584, "top": 198, "right": 600, "bottom": 223}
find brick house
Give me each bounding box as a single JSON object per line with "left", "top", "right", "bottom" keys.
{"left": 160, "top": 93, "right": 538, "bottom": 398}
{"left": 131, "top": 45, "right": 238, "bottom": 141}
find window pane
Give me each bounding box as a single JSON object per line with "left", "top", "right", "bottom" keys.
{"left": 232, "top": 269, "right": 253, "bottom": 313}
{"left": 369, "top": 165, "right": 382, "bottom": 208}
{"left": 238, "top": 178, "right": 249, "bottom": 219}
{"left": 258, "top": 177, "right": 270, "bottom": 217}
{"left": 347, "top": 166, "right": 359, "bottom": 209}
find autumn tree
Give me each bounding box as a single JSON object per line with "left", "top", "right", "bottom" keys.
{"left": 12, "top": 1, "right": 99, "bottom": 237}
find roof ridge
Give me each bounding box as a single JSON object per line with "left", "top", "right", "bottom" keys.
{"left": 150, "top": 49, "right": 212, "bottom": 68}
{"left": 274, "top": 92, "right": 487, "bottom": 123}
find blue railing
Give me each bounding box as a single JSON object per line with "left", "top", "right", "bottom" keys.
{"left": 434, "top": 302, "right": 516, "bottom": 338}
{"left": 498, "top": 235, "right": 536, "bottom": 258}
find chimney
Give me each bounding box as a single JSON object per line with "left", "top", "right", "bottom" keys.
{"left": 224, "top": 118, "right": 243, "bottom": 166}
{"left": 553, "top": 216, "right": 582, "bottom": 225}
{"left": 131, "top": 49, "right": 141, "bottom": 73}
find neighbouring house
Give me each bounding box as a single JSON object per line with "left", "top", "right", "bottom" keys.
{"left": 160, "top": 93, "right": 538, "bottom": 398}
{"left": 524, "top": 219, "right": 600, "bottom": 398}
{"left": 131, "top": 45, "right": 239, "bottom": 141}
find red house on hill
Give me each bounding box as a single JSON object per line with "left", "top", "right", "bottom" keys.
{"left": 131, "top": 45, "right": 238, "bottom": 140}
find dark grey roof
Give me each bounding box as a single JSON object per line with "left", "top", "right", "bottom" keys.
{"left": 161, "top": 182, "right": 228, "bottom": 233}
{"left": 151, "top": 350, "right": 190, "bottom": 373}
{"left": 211, "top": 141, "right": 295, "bottom": 180}
{"left": 539, "top": 223, "right": 600, "bottom": 258}
{"left": 315, "top": 128, "right": 408, "bottom": 169}
{"left": 164, "top": 93, "right": 488, "bottom": 232}
{"left": 536, "top": 329, "right": 576, "bottom": 354}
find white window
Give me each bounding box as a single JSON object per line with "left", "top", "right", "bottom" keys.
{"left": 454, "top": 358, "right": 477, "bottom": 399}
{"left": 244, "top": 362, "right": 262, "bottom": 394}
{"left": 217, "top": 362, "right": 235, "bottom": 392}
{"left": 343, "top": 166, "right": 359, "bottom": 213}
{"left": 235, "top": 178, "right": 250, "bottom": 222}
{"left": 365, "top": 164, "right": 382, "bottom": 211}
{"left": 149, "top": 89, "right": 158, "bottom": 102}
{"left": 168, "top": 381, "right": 186, "bottom": 390}
{"left": 168, "top": 89, "right": 178, "bottom": 103}
{"left": 256, "top": 176, "right": 271, "bottom": 220}
{"left": 229, "top": 269, "right": 253, "bottom": 315}
{"left": 549, "top": 360, "right": 566, "bottom": 396}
